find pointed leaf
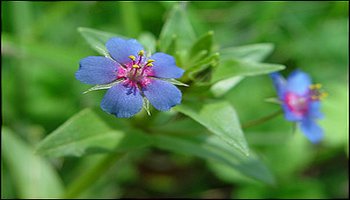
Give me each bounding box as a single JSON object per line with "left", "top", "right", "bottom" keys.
{"left": 152, "top": 133, "right": 274, "bottom": 185}
{"left": 220, "top": 43, "right": 274, "bottom": 62}
{"left": 189, "top": 31, "right": 214, "bottom": 61}
{"left": 36, "top": 108, "right": 151, "bottom": 157}
{"left": 187, "top": 53, "right": 220, "bottom": 84}
{"left": 155, "top": 78, "right": 189, "bottom": 87}
{"left": 2, "top": 127, "right": 64, "bottom": 198}
{"left": 210, "top": 43, "right": 276, "bottom": 97}
{"left": 210, "top": 76, "right": 244, "bottom": 97}
{"left": 175, "top": 101, "right": 250, "bottom": 156}
{"left": 159, "top": 3, "right": 196, "bottom": 52}
{"left": 164, "top": 35, "right": 177, "bottom": 55}
{"left": 188, "top": 53, "right": 220, "bottom": 72}
{"left": 78, "top": 27, "right": 123, "bottom": 56}
{"left": 211, "top": 58, "right": 285, "bottom": 84}
{"left": 142, "top": 97, "right": 151, "bottom": 116}
{"left": 83, "top": 79, "right": 123, "bottom": 94}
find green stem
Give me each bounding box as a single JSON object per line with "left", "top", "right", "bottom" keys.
{"left": 120, "top": 2, "right": 141, "bottom": 38}
{"left": 242, "top": 109, "right": 283, "bottom": 129}
{"left": 11, "top": 2, "right": 33, "bottom": 119}
{"left": 64, "top": 152, "right": 123, "bottom": 198}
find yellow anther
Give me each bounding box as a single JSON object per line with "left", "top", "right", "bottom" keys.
{"left": 147, "top": 59, "right": 155, "bottom": 63}
{"left": 309, "top": 82, "right": 327, "bottom": 101}
{"left": 309, "top": 83, "right": 322, "bottom": 90}
{"left": 132, "top": 64, "right": 140, "bottom": 68}
{"left": 146, "top": 63, "right": 153, "bottom": 67}
{"left": 311, "top": 91, "right": 328, "bottom": 101}
{"left": 315, "top": 83, "right": 322, "bottom": 89}
{"left": 138, "top": 50, "right": 144, "bottom": 56}
{"left": 320, "top": 92, "right": 328, "bottom": 99}
{"left": 129, "top": 55, "right": 136, "bottom": 61}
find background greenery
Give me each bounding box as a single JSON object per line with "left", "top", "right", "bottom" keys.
{"left": 2, "top": 1, "right": 348, "bottom": 198}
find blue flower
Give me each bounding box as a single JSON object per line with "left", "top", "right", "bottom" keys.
{"left": 76, "top": 37, "right": 185, "bottom": 118}
{"left": 270, "top": 70, "right": 327, "bottom": 143}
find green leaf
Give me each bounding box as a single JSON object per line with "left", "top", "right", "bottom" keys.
{"left": 188, "top": 52, "right": 219, "bottom": 71}
{"left": 2, "top": 127, "right": 64, "bottom": 198}
{"left": 152, "top": 133, "right": 274, "bottom": 185}
{"left": 220, "top": 43, "right": 274, "bottom": 62}
{"left": 36, "top": 108, "right": 151, "bottom": 157}
{"left": 189, "top": 31, "right": 214, "bottom": 62}
{"left": 78, "top": 27, "right": 122, "bottom": 56}
{"left": 187, "top": 53, "right": 220, "bottom": 84}
{"left": 156, "top": 78, "right": 189, "bottom": 87}
{"left": 211, "top": 58, "right": 285, "bottom": 84}
{"left": 142, "top": 97, "right": 151, "bottom": 116}
{"left": 210, "top": 76, "right": 244, "bottom": 97}
{"left": 164, "top": 35, "right": 177, "bottom": 55}
{"left": 210, "top": 43, "right": 275, "bottom": 97}
{"left": 83, "top": 79, "right": 123, "bottom": 94}
{"left": 158, "top": 3, "right": 196, "bottom": 52}
{"left": 207, "top": 160, "right": 257, "bottom": 184}
{"left": 211, "top": 43, "right": 274, "bottom": 96}
{"left": 175, "top": 101, "right": 250, "bottom": 156}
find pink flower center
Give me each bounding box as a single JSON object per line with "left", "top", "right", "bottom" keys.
{"left": 284, "top": 83, "right": 327, "bottom": 117}
{"left": 285, "top": 92, "right": 309, "bottom": 117}
{"left": 116, "top": 50, "right": 155, "bottom": 89}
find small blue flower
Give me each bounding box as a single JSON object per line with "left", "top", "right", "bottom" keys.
{"left": 270, "top": 70, "right": 327, "bottom": 143}
{"left": 76, "top": 37, "right": 185, "bottom": 118}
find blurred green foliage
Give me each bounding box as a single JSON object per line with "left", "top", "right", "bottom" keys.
{"left": 2, "top": 1, "right": 348, "bottom": 198}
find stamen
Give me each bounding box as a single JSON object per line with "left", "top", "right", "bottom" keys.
{"left": 141, "top": 63, "right": 153, "bottom": 75}
{"left": 132, "top": 64, "right": 141, "bottom": 77}
{"left": 128, "top": 55, "right": 136, "bottom": 65}
{"left": 138, "top": 50, "right": 144, "bottom": 56}
{"left": 137, "top": 50, "right": 145, "bottom": 65}
{"left": 320, "top": 92, "right": 328, "bottom": 99}
{"left": 129, "top": 55, "right": 136, "bottom": 61}
{"left": 309, "top": 87, "right": 328, "bottom": 101}
{"left": 142, "top": 59, "right": 155, "bottom": 69}
{"left": 309, "top": 83, "right": 322, "bottom": 90}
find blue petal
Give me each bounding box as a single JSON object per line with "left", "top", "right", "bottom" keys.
{"left": 270, "top": 72, "right": 286, "bottom": 99}
{"left": 308, "top": 101, "right": 324, "bottom": 119}
{"left": 100, "top": 83, "right": 143, "bottom": 118}
{"left": 299, "top": 119, "right": 324, "bottom": 143}
{"left": 106, "top": 37, "right": 144, "bottom": 64}
{"left": 76, "top": 56, "right": 118, "bottom": 84}
{"left": 143, "top": 79, "right": 182, "bottom": 111}
{"left": 150, "top": 53, "right": 184, "bottom": 78}
{"left": 287, "top": 70, "right": 312, "bottom": 95}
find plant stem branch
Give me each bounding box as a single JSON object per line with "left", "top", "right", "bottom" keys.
{"left": 242, "top": 109, "right": 283, "bottom": 129}
{"left": 64, "top": 152, "right": 123, "bottom": 198}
